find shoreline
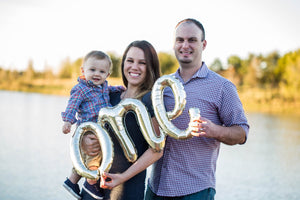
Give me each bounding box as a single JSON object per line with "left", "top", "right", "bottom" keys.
{"left": 1, "top": 77, "right": 299, "bottom": 117}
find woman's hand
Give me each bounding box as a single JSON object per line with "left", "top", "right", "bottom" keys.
{"left": 100, "top": 172, "right": 125, "bottom": 190}
{"left": 81, "top": 133, "right": 101, "bottom": 156}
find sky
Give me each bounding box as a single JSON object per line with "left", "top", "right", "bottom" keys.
{"left": 0, "top": 0, "right": 299, "bottom": 72}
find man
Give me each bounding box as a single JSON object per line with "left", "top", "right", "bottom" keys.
{"left": 145, "top": 18, "right": 249, "bottom": 199}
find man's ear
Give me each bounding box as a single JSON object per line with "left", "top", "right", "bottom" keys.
{"left": 202, "top": 40, "right": 207, "bottom": 50}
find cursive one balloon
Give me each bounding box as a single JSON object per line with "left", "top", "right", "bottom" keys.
{"left": 70, "top": 122, "right": 113, "bottom": 180}
{"left": 152, "top": 75, "right": 201, "bottom": 139}
{"left": 98, "top": 98, "right": 165, "bottom": 159}
{"left": 70, "top": 75, "right": 201, "bottom": 176}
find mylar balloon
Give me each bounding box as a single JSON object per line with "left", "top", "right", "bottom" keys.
{"left": 152, "top": 75, "right": 201, "bottom": 139}
{"left": 98, "top": 98, "right": 165, "bottom": 160}
{"left": 70, "top": 122, "right": 113, "bottom": 180}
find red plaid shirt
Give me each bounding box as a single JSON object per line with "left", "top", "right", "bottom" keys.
{"left": 62, "top": 77, "right": 124, "bottom": 125}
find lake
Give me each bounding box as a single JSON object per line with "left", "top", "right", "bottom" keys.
{"left": 0, "top": 90, "right": 299, "bottom": 200}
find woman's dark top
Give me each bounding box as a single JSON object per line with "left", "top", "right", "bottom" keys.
{"left": 82, "top": 91, "right": 154, "bottom": 200}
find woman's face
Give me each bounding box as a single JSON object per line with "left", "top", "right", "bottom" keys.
{"left": 123, "top": 47, "right": 147, "bottom": 87}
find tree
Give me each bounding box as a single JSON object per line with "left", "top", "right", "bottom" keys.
{"left": 209, "top": 58, "right": 224, "bottom": 72}
{"left": 276, "top": 49, "right": 300, "bottom": 94}
{"left": 0, "top": 68, "right": 6, "bottom": 84}
{"left": 243, "top": 54, "right": 261, "bottom": 87}
{"left": 158, "top": 52, "right": 178, "bottom": 75}
{"left": 43, "top": 63, "right": 55, "bottom": 80}
{"left": 23, "top": 59, "right": 36, "bottom": 82}
{"left": 260, "top": 51, "right": 280, "bottom": 87}
{"left": 108, "top": 52, "right": 121, "bottom": 77}
{"left": 58, "top": 57, "right": 73, "bottom": 79}
{"left": 227, "top": 55, "right": 244, "bottom": 85}
{"left": 72, "top": 58, "right": 83, "bottom": 79}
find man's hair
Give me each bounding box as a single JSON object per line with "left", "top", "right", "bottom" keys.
{"left": 176, "top": 18, "right": 205, "bottom": 41}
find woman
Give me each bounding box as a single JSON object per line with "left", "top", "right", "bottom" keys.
{"left": 81, "top": 40, "right": 163, "bottom": 200}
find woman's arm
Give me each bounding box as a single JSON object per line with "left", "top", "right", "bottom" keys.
{"left": 100, "top": 117, "right": 163, "bottom": 189}
{"left": 101, "top": 147, "right": 162, "bottom": 189}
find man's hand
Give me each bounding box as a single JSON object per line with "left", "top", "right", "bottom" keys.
{"left": 191, "top": 117, "right": 216, "bottom": 138}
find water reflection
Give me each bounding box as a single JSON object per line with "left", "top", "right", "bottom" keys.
{"left": 216, "top": 112, "right": 300, "bottom": 200}
{"left": 0, "top": 91, "right": 299, "bottom": 200}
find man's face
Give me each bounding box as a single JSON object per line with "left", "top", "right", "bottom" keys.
{"left": 173, "top": 22, "right": 206, "bottom": 67}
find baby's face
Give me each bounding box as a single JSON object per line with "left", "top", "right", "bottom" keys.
{"left": 82, "top": 57, "right": 110, "bottom": 86}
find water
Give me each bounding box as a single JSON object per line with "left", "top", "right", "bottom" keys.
{"left": 0, "top": 90, "right": 299, "bottom": 200}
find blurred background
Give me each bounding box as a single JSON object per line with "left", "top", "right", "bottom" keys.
{"left": 0, "top": 0, "right": 299, "bottom": 199}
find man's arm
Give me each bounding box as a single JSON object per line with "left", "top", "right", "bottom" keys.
{"left": 191, "top": 117, "right": 246, "bottom": 145}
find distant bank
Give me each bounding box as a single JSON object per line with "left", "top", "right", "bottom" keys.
{"left": 1, "top": 77, "right": 299, "bottom": 116}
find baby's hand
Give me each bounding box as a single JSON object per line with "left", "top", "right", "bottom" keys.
{"left": 62, "top": 122, "right": 72, "bottom": 134}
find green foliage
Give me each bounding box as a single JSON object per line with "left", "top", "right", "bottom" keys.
{"left": 276, "top": 49, "right": 300, "bottom": 96}
{"left": 108, "top": 52, "right": 121, "bottom": 77}
{"left": 243, "top": 55, "right": 260, "bottom": 87}
{"left": 58, "top": 57, "right": 82, "bottom": 79}
{"left": 209, "top": 58, "right": 224, "bottom": 72}
{"left": 158, "top": 52, "right": 178, "bottom": 75}
{"left": 72, "top": 58, "right": 83, "bottom": 78}
{"left": 58, "top": 58, "right": 73, "bottom": 79}
{"left": 260, "top": 51, "right": 280, "bottom": 87}
{"left": 1, "top": 49, "right": 299, "bottom": 114}
{"left": 227, "top": 55, "right": 244, "bottom": 85}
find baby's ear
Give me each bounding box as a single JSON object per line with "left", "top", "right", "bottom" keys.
{"left": 80, "top": 66, "right": 84, "bottom": 73}
{"left": 106, "top": 72, "right": 111, "bottom": 78}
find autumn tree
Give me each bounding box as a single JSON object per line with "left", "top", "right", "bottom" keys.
{"left": 23, "top": 59, "right": 36, "bottom": 82}
{"left": 242, "top": 54, "right": 261, "bottom": 88}
{"left": 275, "top": 49, "right": 300, "bottom": 99}
{"left": 58, "top": 57, "right": 74, "bottom": 79}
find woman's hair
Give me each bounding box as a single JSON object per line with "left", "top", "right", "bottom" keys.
{"left": 121, "top": 40, "right": 161, "bottom": 99}
{"left": 83, "top": 50, "right": 113, "bottom": 73}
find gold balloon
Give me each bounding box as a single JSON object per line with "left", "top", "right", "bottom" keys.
{"left": 70, "top": 122, "right": 114, "bottom": 179}
{"left": 70, "top": 75, "right": 202, "bottom": 174}
{"left": 152, "top": 75, "right": 186, "bottom": 120}
{"left": 98, "top": 98, "right": 165, "bottom": 159}
{"left": 152, "top": 75, "right": 201, "bottom": 139}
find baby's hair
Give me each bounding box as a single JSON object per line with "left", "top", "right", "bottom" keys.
{"left": 83, "top": 51, "right": 113, "bottom": 73}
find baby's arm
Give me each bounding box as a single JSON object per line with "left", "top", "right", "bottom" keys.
{"left": 61, "top": 86, "right": 83, "bottom": 134}
{"left": 108, "top": 85, "right": 125, "bottom": 92}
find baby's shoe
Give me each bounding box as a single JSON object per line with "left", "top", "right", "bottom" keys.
{"left": 63, "top": 177, "right": 81, "bottom": 199}
{"left": 82, "top": 179, "right": 104, "bottom": 200}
